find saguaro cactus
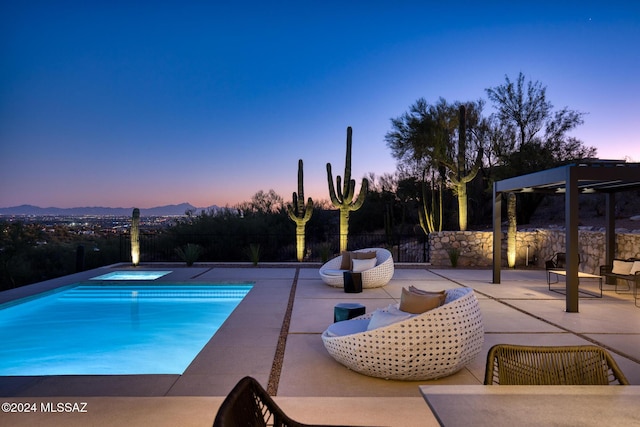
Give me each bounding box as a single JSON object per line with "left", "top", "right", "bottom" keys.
{"left": 443, "top": 105, "right": 482, "bottom": 231}
{"left": 131, "top": 207, "right": 140, "bottom": 266}
{"left": 327, "top": 126, "right": 369, "bottom": 253}
{"left": 507, "top": 193, "right": 517, "bottom": 268}
{"left": 287, "top": 159, "right": 314, "bottom": 262}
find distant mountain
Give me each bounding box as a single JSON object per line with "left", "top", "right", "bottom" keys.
{"left": 0, "top": 203, "right": 220, "bottom": 217}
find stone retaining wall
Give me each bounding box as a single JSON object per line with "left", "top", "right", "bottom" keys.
{"left": 428, "top": 227, "right": 640, "bottom": 273}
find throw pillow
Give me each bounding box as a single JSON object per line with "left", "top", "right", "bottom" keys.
{"left": 408, "top": 286, "right": 446, "bottom": 305}
{"left": 351, "top": 257, "right": 377, "bottom": 273}
{"left": 353, "top": 251, "right": 377, "bottom": 260}
{"left": 629, "top": 260, "right": 640, "bottom": 275}
{"left": 612, "top": 259, "right": 633, "bottom": 275}
{"left": 339, "top": 251, "right": 352, "bottom": 270}
{"left": 399, "top": 287, "right": 443, "bottom": 314}
{"left": 367, "top": 305, "right": 413, "bottom": 331}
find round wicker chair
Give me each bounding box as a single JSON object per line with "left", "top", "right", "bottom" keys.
{"left": 321, "top": 287, "right": 484, "bottom": 380}
{"left": 319, "top": 248, "right": 394, "bottom": 288}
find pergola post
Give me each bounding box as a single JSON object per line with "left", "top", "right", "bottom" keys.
{"left": 492, "top": 183, "right": 502, "bottom": 284}
{"left": 605, "top": 193, "right": 616, "bottom": 285}
{"left": 565, "top": 167, "right": 579, "bottom": 313}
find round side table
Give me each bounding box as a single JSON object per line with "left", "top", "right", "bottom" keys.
{"left": 334, "top": 302, "right": 366, "bottom": 322}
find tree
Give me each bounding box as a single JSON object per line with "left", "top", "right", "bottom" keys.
{"left": 485, "top": 72, "right": 597, "bottom": 223}
{"left": 385, "top": 98, "right": 485, "bottom": 230}
{"left": 485, "top": 72, "right": 596, "bottom": 167}
{"left": 236, "top": 190, "right": 285, "bottom": 215}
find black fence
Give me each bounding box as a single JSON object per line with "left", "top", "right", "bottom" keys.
{"left": 119, "top": 232, "right": 430, "bottom": 264}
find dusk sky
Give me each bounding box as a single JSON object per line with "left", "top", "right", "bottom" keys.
{"left": 1, "top": 1, "right": 638, "bottom": 210}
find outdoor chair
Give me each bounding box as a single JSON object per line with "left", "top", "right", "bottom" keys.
{"left": 545, "top": 252, "right": 581, "bottom": 270}
{"left": 484, "top": 344, "right": 629, "bottom": 385}
{"left": 322, "top": 287, "right": 484, "bottom": 380}
{"left": 213, "top": 376, "right": 356, "bottom": 427}
{"left": 319, "top": 248, "right": 394, "bottom": 288}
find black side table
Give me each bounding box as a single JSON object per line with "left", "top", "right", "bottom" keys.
{"left": 334, "top": 302, "right": 366, "bottom": 322}
{"left": 343, "top": 271, "right": 363, "bottom": 293}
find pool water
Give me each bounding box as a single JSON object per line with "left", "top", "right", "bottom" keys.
{"left": 90, "top": 270, "right": 172, "bottom": 280}
{"left": 0, "top": 283, "right": 252, "bottom": 375}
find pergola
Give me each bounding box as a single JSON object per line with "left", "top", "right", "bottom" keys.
{"left": 492, "top": 160, "right": 640, "bottom": 312}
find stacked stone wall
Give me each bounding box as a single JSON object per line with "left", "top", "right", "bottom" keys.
{"left": 429, "top": 228, "right": 640, "bottom": 273}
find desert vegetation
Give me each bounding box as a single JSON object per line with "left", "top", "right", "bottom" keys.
{"left": 2, "top": 73, "right": 619, "bottom": 290}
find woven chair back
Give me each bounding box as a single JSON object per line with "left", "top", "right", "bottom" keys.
{"left": 484, "top": 344, "right": 629, "bottom": 385}
{"left": 213, "top": 376, "right": 355, "bottom": 427}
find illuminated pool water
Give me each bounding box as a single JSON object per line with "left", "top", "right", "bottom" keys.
{"left": 0, "top": 283, "right": 252, "bottom": 375}
{"left": 90, "top": 270, "right": 172, "bottom": 280}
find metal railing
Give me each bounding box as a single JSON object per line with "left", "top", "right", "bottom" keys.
{"left": 120, "top": 232, "right": 430, "bottom": 264}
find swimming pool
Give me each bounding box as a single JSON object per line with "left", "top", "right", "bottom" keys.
{"left": 0, "top": 283, "right": 252, "bottom": 375}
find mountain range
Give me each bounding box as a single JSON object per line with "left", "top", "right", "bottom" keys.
{"left": 0, "top": 203, "right": 220, "bottom": 217}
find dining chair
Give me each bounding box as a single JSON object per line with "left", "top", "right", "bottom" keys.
{"left": 484, "top": 344, "right": 629, "bottom": 385}
{"left": 213, "top": 376, "right": 357, "bottom": 427}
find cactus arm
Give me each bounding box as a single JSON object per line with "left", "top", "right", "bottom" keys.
{"left": 289, "top": 192, "right": 299, "bottom": 215}
{"left": 303, "top": 198, "right": 314, "bottom": 221}
{"left": 286, "top": 191, "right": 298, "bottom": 220}
{"left": 462, "top": 147, "right": 484, "bottom": 184}
{"left": 286, "top": 204, "right": 298, "bottom": 222}
{"left": 349, "top": 178, "right": 369, "bottom": 211}
{"left": 344, "top": 179, "right": 355, "bottom": 202}
{"left": 326, "top": 163, "right": 341, "bottom": 205}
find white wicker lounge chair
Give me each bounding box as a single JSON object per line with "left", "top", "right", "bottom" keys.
{"left": 321, "top": 287, "right": 484, "bottom": 380}
{"left": 319, "top": 248, "right": 394, "bottom": 288}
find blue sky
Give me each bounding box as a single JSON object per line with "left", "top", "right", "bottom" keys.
{"left": 1, "top": 1, "right": 638, "bottom": 209}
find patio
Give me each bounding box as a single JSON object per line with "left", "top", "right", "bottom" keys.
{"left": 1, "top": 263, "right": 639, "bottom": 426}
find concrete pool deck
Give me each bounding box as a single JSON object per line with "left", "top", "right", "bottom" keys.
{"left": 1, "top": 263, "right": 639, "bottom": 426}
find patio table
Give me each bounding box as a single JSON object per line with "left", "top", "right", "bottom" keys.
{"left": 420, "top": 385, "right": 640, "bottom": 427}
{"left": 547, "top": 269, "right": 603, "bottom": 298}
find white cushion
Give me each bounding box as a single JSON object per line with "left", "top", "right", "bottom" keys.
{"left": 324, "top": 319, "right": 370, "bottom": 337}
{"left": 629, "top": 261, "right": 640, "bottom": 275}
{"left": 322, "top": 269, "right": 348, "bottom": 276}
{"left": 612, "top": 260, "right": 633, "bottom": 275}
{"left": 366, "top": 305, "right": 413, "bottom": 331}
{"left": 351, "top": 257, "right": 377, "bottom": 272}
